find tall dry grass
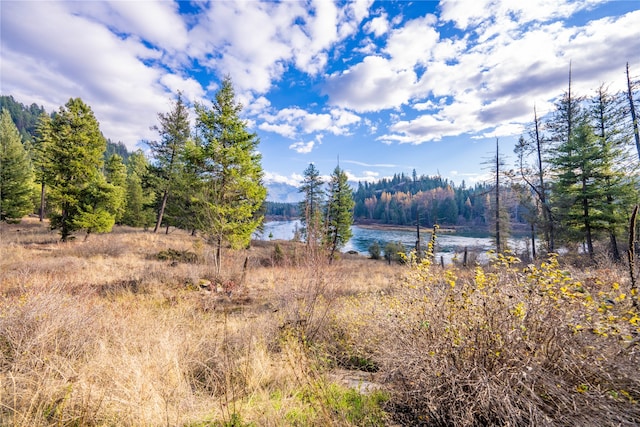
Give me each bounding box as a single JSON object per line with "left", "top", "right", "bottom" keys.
{"left": 5, "top": 219, "right": 637, "bottom": 426}
{"left": 0, "top": 219, "right": 393, "bottom": 426}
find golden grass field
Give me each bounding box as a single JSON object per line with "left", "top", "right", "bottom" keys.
{"left": 1, "top": 218, "right": 639, "bottom": 426}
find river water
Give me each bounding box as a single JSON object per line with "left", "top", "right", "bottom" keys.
{"left": 256, "top": 220, "right": 533, "bottom": 264}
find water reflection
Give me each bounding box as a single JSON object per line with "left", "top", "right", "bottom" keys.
{"left": 256, "top": 220, "right": 533, "bottom": 264}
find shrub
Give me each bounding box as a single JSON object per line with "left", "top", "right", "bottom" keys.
{"left": 336, "top": 252, "right": 640, "bottom": 426}
{"left": 368, "top": 240, "right": 381, "bottom": 260}
{"left": 156, "top": 248, "right": 199, "bottom": 263}
{"left": 383, "top": 242, "right": 406, "bottom": 264}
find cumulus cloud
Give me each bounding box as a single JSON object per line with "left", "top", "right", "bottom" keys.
{"left": 2, "top": 0, "right": 639, "bottom": 176}
{"left": 264, "top": 171, "right": 304, "bottom": 187}
{"left": 328, "top": 0, "right": 640, "bottom": 144}
{"left": 1, "top": 1, "right": 170, "bottom": 147}
{"left": 258, "top": 106, "right": 361, "bottom": 139}
{"left": 289, "top": 140, "right": 316, "bottom": 154}
{"left": 364, "top": 12, "right": 390, "bottom": 37}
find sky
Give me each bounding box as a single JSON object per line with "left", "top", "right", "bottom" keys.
{"left": 2, "top": 0, "right": 640, "bottom": 200}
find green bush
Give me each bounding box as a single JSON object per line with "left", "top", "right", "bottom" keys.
{"left": 368, "top": 240, "right": 381, "bottom": 260}
{"left": 383, "top": 242, "right": 406, "bottom": 264}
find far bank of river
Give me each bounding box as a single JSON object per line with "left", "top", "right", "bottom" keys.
{"left": 256, "top": 220, "right": 534, "bottom": 264}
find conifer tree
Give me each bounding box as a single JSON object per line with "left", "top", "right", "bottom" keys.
{"left": 122, "top": 151, "right": 155, "bottom": 228}
{"left": 589, "top": 83, "right": 637, "bottom": 260}
{"left": 33, "top": 112, "right": 53, "bottom": 221}
{"left": 0, "top": 108, "right": 34, "bottom": 222}
{"left": 192, "top": 77, "right": 267, "bottom": 275}
{"left": 148, "top": 94, "right": 190, "bottom": 232}
{"left": 299, "top": 163, "right": 325, "bottom": 244}
{"left": 325, "top": 165, "right": 354, "bottom": 262}
{"left": 104, "top": 153, "right": 127, "bottom": 224}
{"left": 550, "top": 120, "right": 606, "bottom": 257}
{"left": 47, "top": 98, "right": 115, "bottom": 241}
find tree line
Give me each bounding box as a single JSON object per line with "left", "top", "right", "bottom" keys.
{"left": 353, "top": 63, "right": 640, "bottom": 260}
{"left": 0, "top": 77, "right": 266, "bottom": 275}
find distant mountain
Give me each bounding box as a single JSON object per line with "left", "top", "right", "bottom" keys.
{"left": 265, "top": 182, "right": 303, "bottom": 203}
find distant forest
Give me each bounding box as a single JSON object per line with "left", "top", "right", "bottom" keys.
{"left": 265, "top": 173, "right": 528, "bottom": 230}
{"left": 1, "top": 95, "right": 132, "bottom": 164}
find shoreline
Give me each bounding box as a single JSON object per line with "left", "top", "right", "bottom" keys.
{"left": 353, "top": 222, "right": 456, "bottom": 234}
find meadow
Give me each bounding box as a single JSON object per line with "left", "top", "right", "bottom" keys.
{"left": 1, "top": 218, "right": 639, "bottom": 426}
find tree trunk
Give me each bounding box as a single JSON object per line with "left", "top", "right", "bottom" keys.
{"left": 153, "top": 189, "right": 169, "bottom": 233}
{"left": 533, "top": 106, "right": 554, "bottom": 253}
{"left": 495, "top": 138, "right": 501, "bottom": 253}
{"left": 582, "top": 178, "right": 594, "bottom": 257}
{"left": 627, "top": 63, "right": 640, "bottom": 162}
{"left": 39, "top": 182, "right": 45, "bottom": 222}
{"left": 531, "top": 223, "right": 536, "bottom": 260}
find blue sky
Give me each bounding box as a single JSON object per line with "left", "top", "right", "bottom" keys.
{"left": 2, "top": 0, "right": 640, "bottom": 199}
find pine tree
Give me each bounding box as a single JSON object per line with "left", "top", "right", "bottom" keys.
{"left": 47, "top": 98, "right": 115, "bottom": 241}
{"left": 148, "top": 94, "right": 190, "bottom": 233}
{"left": 589, "top": 83, "right": 638, "bottom": 260}
{"left": 325, "top": 165, "right": 354, "bottom": 262}
{"left": 0, "top": 108, "right": 34, "bottom": 222}
{"left": 121, "top": 150, "right": 155, "bottom": 228}
{"left": 192, "top": 77, "right": 267, "bottom": 275}
{"left": 550, "top": 120, "right": 606, "bottom": 257}
{"left": 104, "top": 153, "right": 127, "bottom": 224}
{"left": 33, "top": 112, "right": 53, "bottom": 221}
{"left": 298, "top": 163, "right": 325, "bottom": 244}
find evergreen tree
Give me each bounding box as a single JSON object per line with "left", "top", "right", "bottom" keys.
{"left": 33, "top": 113, "right": 54, "bottom": 221}
{"left": 192, "top": 77, "right": 267, "bottom": 275}
{"left": 298, "top": 163, "right": 325, "bottom": 244}
{"left": 325, "top": 165, "right": 354, "bottom": 262}
{"left": 0, "top": 95, "right": 46, "bottom": 144}
{"left": 104, "top": 154, "right": 127, "bottom": 224}
{"left": 122, "top": 151, "right": 155, "bottom": 228}
{"left": 589, "top": 83, "right": 637, "bottom": 260}
{"left": 550, "top": 120, "right": 606, "bottom": 257}
{"left": 0, "top": 108, "right": 34, "bottom": 222}
{"left": 47, "top": 98, "right": 115, "bottom": 241}
{"left": 148, "top": 94, "right": 190, "bottom": 232}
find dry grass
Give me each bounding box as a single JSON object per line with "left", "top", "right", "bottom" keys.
{"left": 0, "top": 219, "right": 395, "bottom": 426}
{"left": 3, "top": 218, "right": 639, "bottom": 426}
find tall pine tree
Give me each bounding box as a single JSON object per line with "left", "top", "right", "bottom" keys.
{"left": 589, "top": 83, "right": 637, "bottom": 260}
{"left": 299, "top": 163, "right": 325, "bottom": 245}
{"left": 148, "top": 94, "right": 190, "bottom": 233}
{"left": 325, "top": 165, "right": 354, "bottom": 262}
{"left": 550, "top": 120, "right": 605, "bottom": 257}
{"left": 192, "top": 77, "right": 267, "bottom": 275}
{"left": 104, "top": 153, "right": 127, "bottom": 224}
{"left": 48, "top": 98, "right": 116, "bottom": 241}
{"left": 0, "top": 108, "right": 34, "bottom": 222}
{"left": 122, "top": 150, "right": 155, "bottom": 228}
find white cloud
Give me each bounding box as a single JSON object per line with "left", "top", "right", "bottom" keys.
{"left": 258, "top": 106, "right": 361, "bottom": 138}
{"left": 289, "top": 140, "right": 316, "bottom": 154}
{"left": 264, "top": 171, "right": 304, "bottom": 187}
{"left": 344, "top": 170, "right": 380, "bottom": 183}
{"left": 188, "top": 0, "right": 372, "bottom": 94}
{"left": 324, "top": 56, "right": 417, "bottom": 112}
{"left": 73, "top": 0, "right": 189, "bottom": 51}
{"left": 343, "top": 160, "right": 397, "bottom": 168}
{"left": 333, "top": 1, "right": 640, "bottom": 145}
{"left": 259, "top": 122, "right": 297, "bottom": 139}
{"left": 159, "top": 74, "right": 205, "bottom": 103}
{"left": 364, "top": 13, "right": 389, "bottom": 37}
{"left": 1, "top": 1, "right": 170, "bottom": 148}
